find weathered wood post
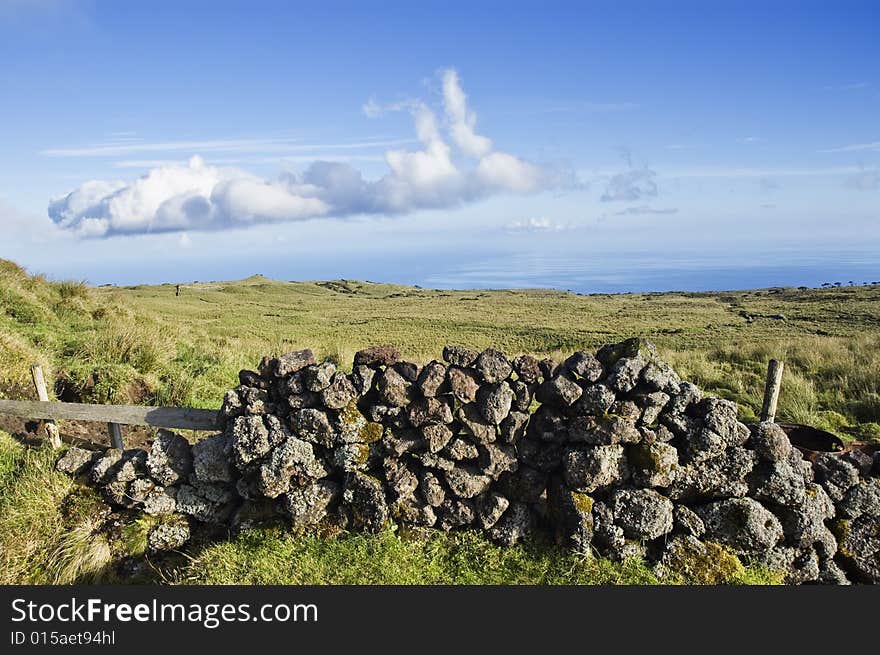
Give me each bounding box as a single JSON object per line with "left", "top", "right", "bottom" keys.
{"left": 30, "top": 363, "right": 62, "bottom": 448}
{"left": 107, "top": 422, "right": 124, "bottom": 450}
{"left": 760, "top": 359, "right": 784, "bottom": 423}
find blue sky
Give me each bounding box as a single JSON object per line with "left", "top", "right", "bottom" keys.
{"left": 1, "top": 0, "right": 878, "bottom": 291}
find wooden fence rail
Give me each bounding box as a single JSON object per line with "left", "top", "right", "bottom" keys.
{"left": 0, "top": 399, "right": 221, "bottom": 448}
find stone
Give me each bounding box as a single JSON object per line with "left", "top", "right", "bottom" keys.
{"left": 488, "top": 502, "right": 533, "bottom": 546}
{"left": 474, "top": 348, "right": 513, "bottom": 384}
{"left": 562, "top": 445, "right": 628, "bottom": 493}
{"left": 353, "top": 345, "right": 400, "bottom": 368}
{"left": 240, "top": 386, "right": 273, "bottom": 415}
{"left": 568, "top": 415, "right": 640, "bottom": 445}
{"left": 351, "top": 365, "right": 376, "bottom": 395}
{"left": 259, "top": 435, "right": 327, "bottom": 497}
{"left": 749, "top": 422, "right": 793, "bottom": 462}
{"left": 238, "top": 369, "right": 268, "bottom": 389}
{"left": 834, "top": 514, "right": 880, "bottom": 583}
{"left": 286, "top": 391, "right": 320, "bottom": 411}
{"left": 191, "top": 433, "right": 234, "bottom": 484}
{"left": 391, "top": 361, "right": 421, "bottom": 382}
{"left": 442, "top": 344, "right": 479, "bottom": 367}
{"left": 496, "top": 466, "right": 547, "bottom": 503}
{"left": 697, "top": 498, "right": 783, "bottom": 553}
{"left": 219, "top": 388, "right": 244, "bottom": 420}
{"left": 609, "top": 400, "right": 641, "bottom": 422}
{"left": 629, "top": 442, "right": 679, "bottom": 488}
{"left": 478, "top": 442, "right": 518, "bottom": 478}
{"left": 656, "top": 535, "right": 743, "bottom": 584}
{"left": 416, "top": 361, "right": 448, "bottom": 397}
{"left": 408, "top": 397, "right": 454, "bottom": 427}
{"left": 56, "top": 446, "right": 101, "bottom": 476}
{"left": 419, "top": 470, "right": 446, "bottom": 507}
{"left": 548, "top": 476, "right": 594, "bottom": 552}
{"left": 475, "top": 491, "right": 510, "bottom": 529}
{"left": 610, "top": 488, "right": 673, "bottom": 541}
{"left": 513, "top": 354, "right": 542, "bottom": 383}
{"left": 667, "top": 382, "right": 702, "bottom": 414}
{"left": 632, "top": 391, "right": 670, "bottom": 426}
{"left": 381, "top": 428, "right": 424, "bottom": 457}
{"left": 446, "top": 436, "right": 479, "bottom": 461}
{"left": 562, "top": 351, "right": 604, "bottom": 382}
{"left": 747, "top": 460, "right": 807, "bottom": 506}
{"left": 773, "top": 483, "right": 835, "bottom": 549}
{"left": 661, "top": 412, "right": 701, "bottom": 440}
{"left": 535, "top": 373, "right": 583, "bottom": 407}
{"left": 382, "top": 457, "right": 419, "bottom": 499}
{"left": 527, "top": 406, "right": 568, "bottom": 443}
{"left": 147, "top": 429, "right": 192, "bottom": 486}
{"left": 228, "top": 415, "right": 272, "bottom": 470}
{"left": 447, "top": 366, "right": 481, "bottom": 403}
{"left": 390, "top": 497, "right": 437, "bottom": 527}
{"left": 337, "top": 403, "right": 384, "bottom": 444}
{"left": 813, "top": 453, "right": 860, "bottom": 501}
{"left": 606, "top": 356, "right": 648, "bottom": 393}
{"left": 422, "top": 422, "right": 454, "bottom": 453}
{"left": 283, "top": 480, "right": 340, "bottom": 529}
{"left": 147, "top": 521, "right": 190, "bottom": 552}
{"left": 176, "top": 483, "right": 234, "bottom": 523}
{"left": 673, "top": 505, "right": 705, "bottom": 537}
{"left": 499, "top": 411, "right": 529, "bottom": 444}
{"left": 437, "top": 498, "right": 476, "bottom": 530}
{"left": 274, "top": 349, "right": 317, "bottom": 377}
{"left": 89, "top": 449, "right": 123, "bottom": 485}
{"left": 699, "top": 398, "right": 750, "bottom": 448}
{"left": 538, "top": 358, "right": 558, "bottom": 380}
{"left": 640, "top": 360, "right": 682, "bottom": 394}
{"left": 510, "top": 380, "right": 534, "bottom": 412}
{"left": 376, "top": 366, "right": 413, "bottom": 407}
{"left": 476, "top": 382, "right": 515, "bottom": 424}
{"left": 842, "top": 448, "right": 874, "bottom": 477}
{"left": 444, "top": 465, "right": 492, "bottom": 498}
{"left": 143, "top": 487, "right": 177, "bottom": 516}
{"left": 304, "top": 361, "right": 336, "bottom": 391}
{"left": 342, "top": 472, "right": 388, "bottom": 533}
{"left": 457, "top": 403, "right": 496, "bottom": 444}
{"left": 320, "top": 372, "right": 357, "bottom": 409}
{"left": 683, "top": 428, "right": 728, "bottom": 464}
{"left": 818, "top": 560, "right": 851, "bottom": 585}
{"left": 571, "top": 383, "right": 616, "bottom": 415}
{"left": 291, "top": 408, "right": 337, "bottom": 448}
{"left": 838, "top": 478, "right": 880, "bottom": 519}
{"left": 596, "top": 337, "right": 657, "bottom": 367}
{"left": 667, "top": 448, "right": 757, "bottom": 502}
{"left": 331, "top": 443, "right": 372, "bottom": 473}
{"left": 753, "top": 546, "right": 820, "bottom": 585}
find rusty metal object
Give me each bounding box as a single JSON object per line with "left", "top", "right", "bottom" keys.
{"left": 776, "top": 423, "right": 844, "bottom": 454}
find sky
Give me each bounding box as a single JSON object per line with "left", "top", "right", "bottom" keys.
{"left": 1, "top": 0, "right": 878, "bottom": 292}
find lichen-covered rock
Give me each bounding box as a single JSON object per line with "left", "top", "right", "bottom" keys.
{"left": 513, "top": 354, "right": 542, "bottom": 383}
{"left": 303, "top": 361, "right": 336, "bottom": 392}
{"left": 476, "top": 382, "right": 515, "bottom": 424}
{"left": 562, "top": 445, "right": 628, "bottom": 493}
{"left": 632, "top": 391, "right": 670, "bottom": 426}
{"left": 446, "top": 436, "right": 479, "bottom": 461}
{"left": 342, "top": 472, "right": 388, "bottom": 533}
{"left": 283, "top": 480, "right": 340, "bottom": 529}
{"left": 771, "top": 483, "right": 835, "bottom": 549}
{"left": 479, "top": 442, "right": 518, "bottom": 478}
{"left": 416, "top": 361, "right": 448, "bottom": 397}
{"left": 382, "top": 456, "right": 419, "bottom": 499}
{"left": 147, "top": 520, "right": 190, "bottom": 552}
{"left": 606, "top": 356, "right": 648, "bottom": 393}
{"left": 291, "top": 408, "right": 337, "bottom": 448}
{"left": 747, "top": 460, "right": 807, "bottom": 506}
{"left": 422, "top": 422, "right": 454, "bottom": 453}
{"left": 351, "top": 364, "right": 376, "bottom": 395}
{"left": 667, "top": 382, "right": 702, "bottom": 414}
{"left": 475, "top": 348, "right": 513, "bottom": 384}
{"left": 697, "top": 498, "right": 783, "bottom": 553}
{"left": 548, "top": 476, "right": 594, "bottom": 552}
{"left": 353, "top": 344, "right": 400, "bottom": 368}
{"left": 655, "top": 535, "right": 743, "bottom": 584}
{"left": 89, "top": 449, "right": 123, "bottom": 485}
{"left": 749, "top": 422, "right": 793, "bottom": 462}
{"left": 442, "top": 344, "right": 479, "bottom": 368}
{"left": 497, "top": 466, "right": 547, "bottom": 503}
{"left": 147, "top": 429, "right": 192, "bottom": 486}
{"left": 568, "top": 415, "right": 640, "bottom": 445}
{"left": 437, "top": 498, "right": 476, "bottom": 530}
{"left": 228, "top": 415, "right": 272, "bottom": 470}
{"left": 641, "top": 360, "right": 682, "bottom": 395}
{"left": 419, "top": 469, "right": 446, "bottom": 507}
{"left": 673, "top": 505, "right": 705, "bottom": 538}
{"left": 562, "top": 351, "right": 604, "bottom": 382}
{"left": 447, "top": 366, "right": 481, "bottom": 403}
{"left": 611, "top": 488, "right": 673, "bottom": 541}
{"left": 176, "top": 483, "right": 235, "bottom": 523}
{"left": 752, "top": 546, "right": 820, "bottom": 585}
{"left": 331, "top": 443, "right": 372, "bottom": 473}
{"left": 220, "top": 389, "right": 244, "bottom": 420}
{"left": 274, "top": 349, "right": 317, "bottom": 377}
{"left": 259, "top": 435, "right": 328, "bottom": 497}
{"left": 499, "top": 411, "right": 529, "bottom": 444}
{"left": 143, "top": 486, "right": 177, "bottom": 516}
{"left": 488, "top": 502, "right": 532, "bottom": 546}
{"left": 667, "top": 448, "right": 757, "bottom": 502}
{"left": 536, "top": 373, "right": 583, "bottom": 407}
{"left": 629, "top": 442, "right": 678, "bottom": 488}
{"left": 571, "top": 383, "right": 616, "bottom": 416}
{"left": 56, "top": 446, "right": 101, "bottom": 476}
{"left": 457, "top": 403, "right": 496, "bottom": 444}
{"left": 837, "top": 478, "right": 880, "bottom": 520}
{"left": 191, "top": 433, "right": 234, "bottom": 484}
{"left": 381, "top": 427, "right": 423, "bottom": 457}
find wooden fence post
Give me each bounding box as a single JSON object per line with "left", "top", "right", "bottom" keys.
{"left": 760, "top": 359, "right": 784, "bottom": 423}
{"left": 30, "top": 364, "right": 62, "bottom": 448}
{"left": 107, "top": 422, "right": 125, "bottom": 450}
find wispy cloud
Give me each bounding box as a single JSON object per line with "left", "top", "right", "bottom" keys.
{"left": 738, "top": 136, "right": 763, "bottom": 144}
{"left": 504, "top": 217, "right": 575, "bottom": 232}
{"left": 614, "top": 206, "right": 677, "bottom": 216}
{"left": 41, "top": 137, "right": 412, "bottom": 158}
{"left": 823, "top": 82, "right": 870, "bottom": 91}
{"left": 821, "top": 141, "right": 880, "bottom": 153}
{"left": 48, "top": 69, "right": 574, "bottom": 238}
{"left": 663, "top": 166, "right": 864, "bottom": 178}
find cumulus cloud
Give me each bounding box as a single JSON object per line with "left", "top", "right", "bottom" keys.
{"left": 600, "top": 166, "right": 658, "bottom": 202}
{"left": 49, "top": 69, "right": 568, "bottom": 237}
{"left": 504, "top": 217, "right": 574, "bottom": 232}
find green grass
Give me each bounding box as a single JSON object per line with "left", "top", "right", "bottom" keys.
{"left": 0, "top": 258, "right": 875, "bottom": 584}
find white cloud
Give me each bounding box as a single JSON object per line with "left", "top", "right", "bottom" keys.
{"left": 614, "top": 206, "right": 678, "bottom": 216}
{"left": 822, "top": 141, "right": 880, "bottom": 153}
{"left": 601, "top": 166, "right": 658, "bottom": 202}
{"left": 49, "top": 69, "right": 570, "bottom": 237}
{"left": 504, "top": 217, "right": 574, "bottom": 232}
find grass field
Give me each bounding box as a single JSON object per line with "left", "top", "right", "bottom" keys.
{"left": 0, "top": 257, "right": 877, "bottom": 584}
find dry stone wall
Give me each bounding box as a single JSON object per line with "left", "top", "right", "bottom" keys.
{"left": 56, "top": 338, "right": 880, "bottom": 584}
